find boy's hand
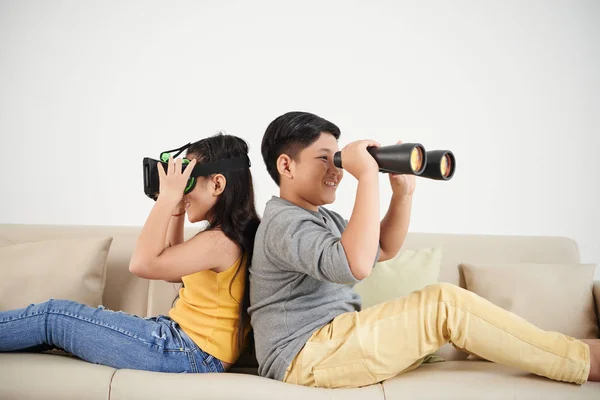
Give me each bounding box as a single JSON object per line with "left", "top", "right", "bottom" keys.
{"left": 389, "top": 172, "right": 416, "bottom": 196}
{"left": 156, "top": 155, "right": 197, "bottom": 207}
{"left": 389, "top": 140, "right": 416, "bottom": 196}
{"left": 340, "top": 140, "right": 381, "bottom": 180}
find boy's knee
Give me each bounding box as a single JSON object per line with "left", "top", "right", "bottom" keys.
{"left": 432, "top": 282, "right": 463, "bottom": 298}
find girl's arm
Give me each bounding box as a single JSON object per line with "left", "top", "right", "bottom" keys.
{"left": 130, "top": 215, "right": 239, "bottom": 282}
{"left": 128, "top": 156, "right": 240, "bottom": 282}
{"left": 165, "top": 200, "right": 186, "bottom": 249}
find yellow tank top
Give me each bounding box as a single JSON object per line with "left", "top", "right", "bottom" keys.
{"left": 168, "top": 252, "right": 250, "bottom": 364}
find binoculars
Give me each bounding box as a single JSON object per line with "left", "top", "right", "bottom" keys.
{"left": 333, "top": 143, "right": 456, "bottom": 180}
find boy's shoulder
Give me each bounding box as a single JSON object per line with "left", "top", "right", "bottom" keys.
{"left": 317, "top": 205, "right": 346, "bottom": 225}
{"left": 263, "top": 196, "right": 319, "bottom": 221}
{"left": 262, "top": 196, "right": 346, "bottom": 227}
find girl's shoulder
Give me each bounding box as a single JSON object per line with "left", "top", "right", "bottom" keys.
{"left": 189, "top": 228, "right": 242, "bottom": 272}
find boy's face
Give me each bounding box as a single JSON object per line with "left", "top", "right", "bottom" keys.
{"left": 282, "top": 132, "right": 343, "bottom": 210}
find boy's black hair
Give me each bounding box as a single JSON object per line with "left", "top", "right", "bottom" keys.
{"left": 261, "top": 111, "right": 341, "bottom": 185}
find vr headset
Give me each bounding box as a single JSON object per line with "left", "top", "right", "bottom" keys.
{"left": 143, "top": 142, "right": 251, "bottom": 200}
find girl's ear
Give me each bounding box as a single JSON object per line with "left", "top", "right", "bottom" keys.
{"left": 277, "top": 154, "right": 294, "bottom": 181}
{"left": 211, "top": 174, "right": 226, "bottom": 196}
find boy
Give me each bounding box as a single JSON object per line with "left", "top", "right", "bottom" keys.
{"left": 247, "top": 111, "right": 599, "bottom": 388}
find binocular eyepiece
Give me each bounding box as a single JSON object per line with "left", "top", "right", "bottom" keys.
{"left": 333, "top": 143, "right": 455, "bottom": 180}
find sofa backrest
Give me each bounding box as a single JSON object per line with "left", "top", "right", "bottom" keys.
{"left": 0, "top": 223, "right": 584, "bottom": 361}
{"left": 0, "top": 224, "right": 154, "bottom": 317}
{"left": 0, "top": 223, "right": 581, "bottom": 314}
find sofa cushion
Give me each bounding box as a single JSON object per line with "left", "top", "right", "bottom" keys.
{"left": 0, "top": 237, "right": 112, "bottom": 310}
{"left": 381, "top": 361, "right": 600, "bottom": 399}
{"left": 0, "top": 353, "right": 115, "bottom": 400}
{"left": 353, "top": 247, "right": 443, "bottom": 309}
{"left": 460, "top": 262, "right": 600, "bottom": 340}
{"left": 110, "top": 368, "right": 384, "bottom": 400}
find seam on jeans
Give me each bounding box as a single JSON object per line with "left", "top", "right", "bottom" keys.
{"left": 188, "top": 350, "right": 198, "bottom": 373}
{"left": 0, "top": 312, "right": 50, "bottom": 326}
{"left": 44, "top": 309, "right": 181, "bottom": 351}
{"left": 44, "top": 309, "right": 50, "bottom": 343}
{"left": 0, "top": 310, "right": 51, "bottom": 324}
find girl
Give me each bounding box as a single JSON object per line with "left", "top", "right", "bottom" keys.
{"left": 0, "top": 133, "right": 260, "bottom": 374}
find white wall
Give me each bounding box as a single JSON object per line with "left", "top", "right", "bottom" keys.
{"left": 1, "top": 0, "right": 598, "bottom": 278}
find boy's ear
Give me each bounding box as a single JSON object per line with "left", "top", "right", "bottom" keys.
{"left": 211, "top": 174, "right": 227, "bottom": 196}
{"left": 277, "top": 154, "right": 294, "bottom": 181}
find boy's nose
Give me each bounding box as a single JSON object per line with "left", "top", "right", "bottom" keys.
{"left": 329, "top": 162, "right": 342, "bottom": 176}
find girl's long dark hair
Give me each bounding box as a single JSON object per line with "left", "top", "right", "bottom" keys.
{"left": 184, "top": 133, "right": 260, "bottom": 353}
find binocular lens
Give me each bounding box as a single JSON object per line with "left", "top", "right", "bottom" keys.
{"left": 420, "top": 150, "right": 455, "bottom": 180}
{"left": 410, "top": 147, "right": 424, "bottom": 173}
{"left": 441, "top": 154, "right": 451, "bottom": 178}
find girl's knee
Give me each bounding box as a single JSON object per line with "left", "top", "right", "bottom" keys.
{"left": 42, "top": 299, "right": 81, "bottom": 313}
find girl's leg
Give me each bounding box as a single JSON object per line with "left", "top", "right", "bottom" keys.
{"left": 284, "top": 283, "right": 592, "bottom": 388}
{"left": 0, "top": 299, "right": 221, "bottom": 373}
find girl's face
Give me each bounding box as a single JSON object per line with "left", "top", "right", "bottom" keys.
{"left": 182, "top": 154, "right": 225, "bottom": 223}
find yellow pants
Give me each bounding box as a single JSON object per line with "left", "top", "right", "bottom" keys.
{"left": 283, "top": 283, "right": 590, "bottom": 388}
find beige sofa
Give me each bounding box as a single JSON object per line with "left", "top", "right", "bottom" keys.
{"left": 0, "top": 223, "right": 599, "bottom": 400}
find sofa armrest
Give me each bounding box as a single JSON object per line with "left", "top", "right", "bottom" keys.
{"left": 594, "top": 281, "right": 600, "bottom": 332}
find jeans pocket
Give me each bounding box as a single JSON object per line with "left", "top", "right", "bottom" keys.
{"left": 202, "top": 353, "right": 215, "bottom": 366}
{"left": 149, "top": 317, "right": 186, "bottom": 351}
{"left": 200, "top": 351, "right": 226, "bottom": 373}
{"left": 313, "top": 360, "right": 377, "bottom": 389}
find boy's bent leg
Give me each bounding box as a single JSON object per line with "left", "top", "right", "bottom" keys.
{"left": 283, "top": 282, "right": 590, "bottom": 388}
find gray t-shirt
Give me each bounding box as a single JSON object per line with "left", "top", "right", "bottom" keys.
{"left": 248, "top": 196, "right": 379, "bottom": 381}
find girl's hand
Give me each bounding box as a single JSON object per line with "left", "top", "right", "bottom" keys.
{"left": 156, "top": 155, "right": 197, "bottom": 207}
{"left": 172, "top": 198, "right": 187, "bottom": 216}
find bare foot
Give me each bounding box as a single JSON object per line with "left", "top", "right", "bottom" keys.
{"left": 581, "top": 339, "right": 600, "bottom": 381}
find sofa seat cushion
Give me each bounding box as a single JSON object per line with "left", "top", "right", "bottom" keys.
{"left": 0, "top": 352, "right": 116, "bottom": 400}
{"left": 109, "top": 368, "right": 385, "bottom": 400}
{"left": 381, "top": 361, "right": 600, "bottom": 399}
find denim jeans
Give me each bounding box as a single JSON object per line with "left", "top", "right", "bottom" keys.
{"left": 0, "top": 299, "right": 225, "bottom": 373}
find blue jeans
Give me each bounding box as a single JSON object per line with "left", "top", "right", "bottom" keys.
{"left": 0, "top": 299, "right": 225, "bottom": 373}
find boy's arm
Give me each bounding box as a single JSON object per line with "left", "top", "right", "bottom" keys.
{"left": 335, "top": 139, "right": 383, "bottom": 281}
{"left": 378, "top": 164, "right": 417, "bottom": 262}
{"left": 264, "top": 212, "right": 364, "bottom": 285}
{"left": 339, "top": 174, "right": 380, "bottom": 280}
{"left": 378, "top": 193, "right": 413, "bottom": 262}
